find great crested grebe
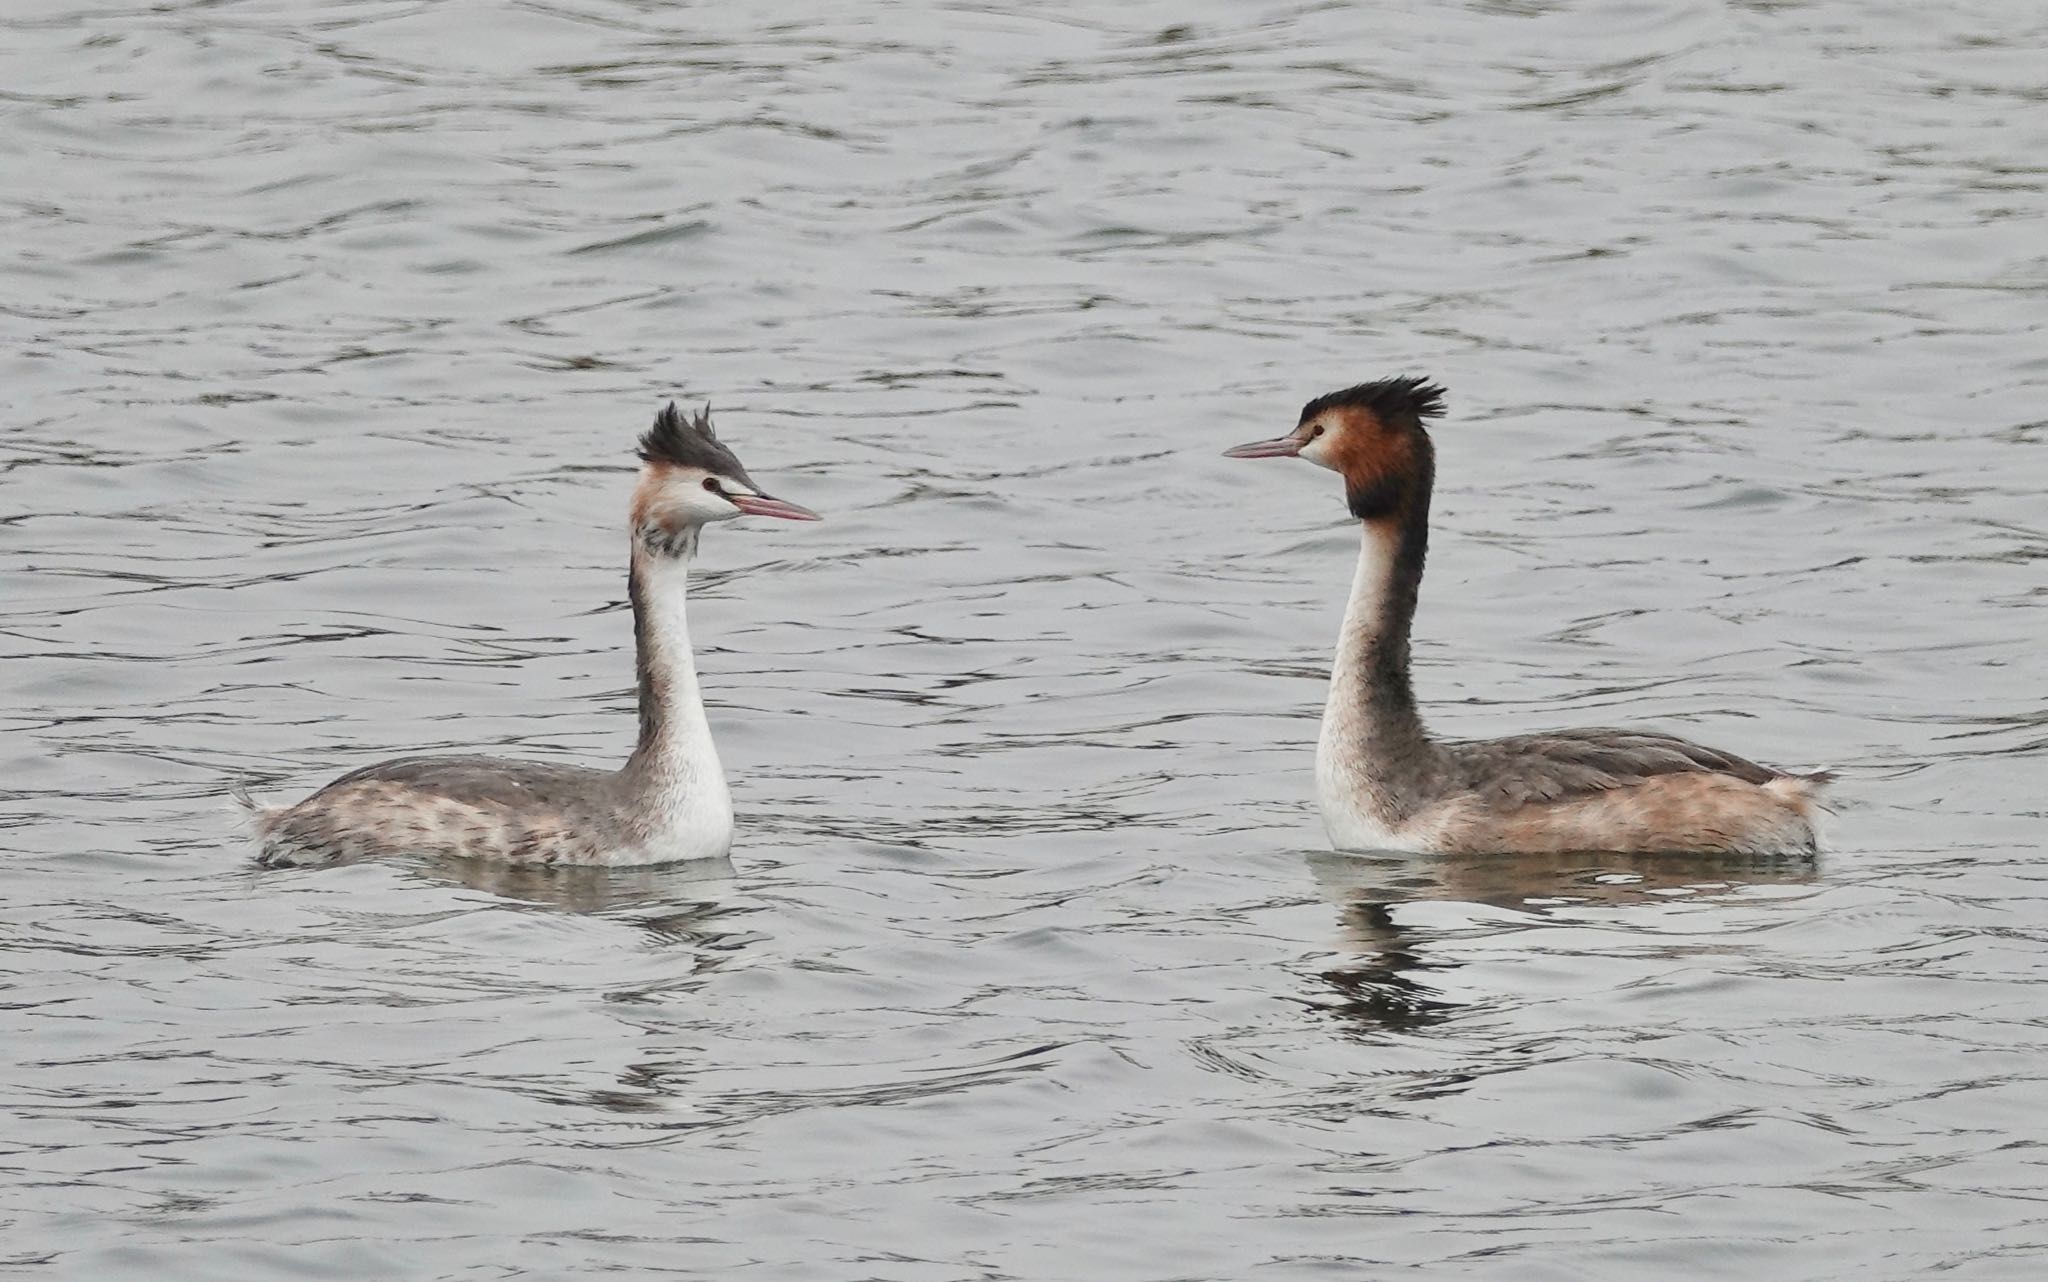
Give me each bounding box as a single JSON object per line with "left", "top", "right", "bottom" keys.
{"left": 247, "top": 403, "right": 819, "bottom": 868}
{"left": 1225, "top": 377, "right": 1829, "bottom": 857}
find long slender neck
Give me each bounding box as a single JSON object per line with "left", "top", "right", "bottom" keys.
{"left": 620, "top": 543, "right": 728, "bottom": 833}
{"left": 1319, "top": 467, "right": 1437, "bottom": 813}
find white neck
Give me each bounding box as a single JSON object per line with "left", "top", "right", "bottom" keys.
{"left": 1316, "top": 521, "right": 1435, "bottom": 849}
{"left": 623, "top": 548, "right": 733, "bottom": 859}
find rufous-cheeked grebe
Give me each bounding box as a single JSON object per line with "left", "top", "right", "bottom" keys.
{"left": 1225, "top": 377, "right": 1829, "bottom": 857}
{"left": 245, "top": 403, "right": 819, "bottom": 868}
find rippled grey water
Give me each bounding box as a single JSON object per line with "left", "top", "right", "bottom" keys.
{"left": 5, "top": 0, "right": 2046, "bottom": 1277}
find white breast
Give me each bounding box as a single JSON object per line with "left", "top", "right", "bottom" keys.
{"left": 1315, "top": 724, "right": 1428, "bottom": 852}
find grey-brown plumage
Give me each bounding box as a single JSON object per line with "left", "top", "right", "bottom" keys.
{"left": 1347, "top": 727, "right": 1829, "bottom": 857}
{"left": 1441, "top": 728, "right": 1787, "bottom": 810}
{"left": 328, "top": 755, "right": 613, "bottom": 804}
{"left": 253, "top": 758, "right": 627, "bottom": 867}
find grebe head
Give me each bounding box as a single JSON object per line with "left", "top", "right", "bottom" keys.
{"left": 1224, "top": 376, "right": 1446, "bottom": 519}
{"left": 633, "top": 402, "right": 819, "bottom": 555}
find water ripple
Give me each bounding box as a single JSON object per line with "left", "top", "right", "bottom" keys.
{"left": 3, "top": 0, "right": 2045, "bottom": 1278}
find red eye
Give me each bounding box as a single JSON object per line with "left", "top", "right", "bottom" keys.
{"left": 702, "top": 477, "right": 723, "bottom": 494}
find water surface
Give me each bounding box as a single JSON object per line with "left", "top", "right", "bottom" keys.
{"left": 4, "top": 1, "right": 2046, "bottom": 1278}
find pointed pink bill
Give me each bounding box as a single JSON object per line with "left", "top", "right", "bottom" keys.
{"left": 730, "top": 493, "right": 822, "bottom": 521}
{"left": 1222, "top": 434, "right": 1303, "bottom": 459}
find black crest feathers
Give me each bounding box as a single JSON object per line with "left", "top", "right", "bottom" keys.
{"left": 1299, "top": 376, "right": 1448, "bottom": 428}
{"left": 637, "top": 401, "right": 753, "bottom": 483}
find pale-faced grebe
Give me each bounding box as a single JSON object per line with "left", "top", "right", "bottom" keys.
{"left": 1225, "top": 377, "right": 1828, "bottom": 857}
{"left": 247, "top": 403, "right": 819, "bottom": 868}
